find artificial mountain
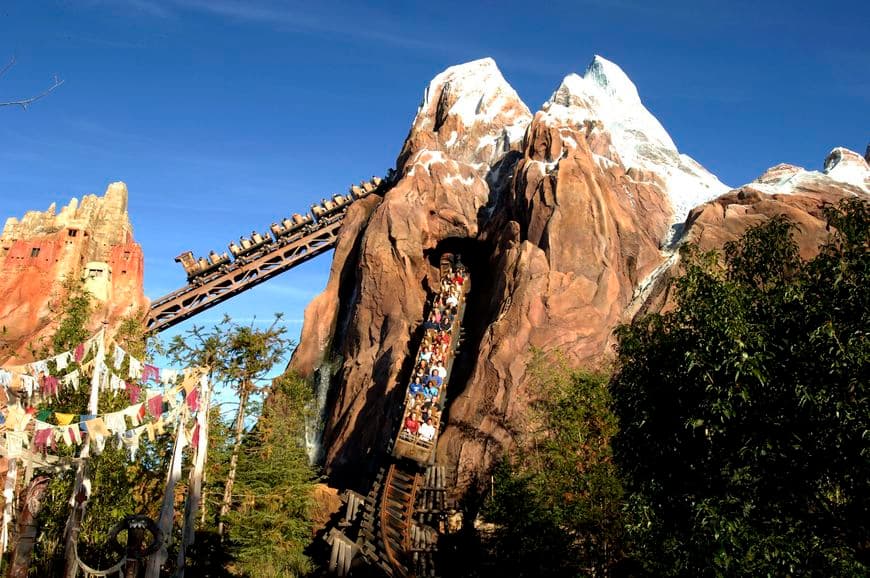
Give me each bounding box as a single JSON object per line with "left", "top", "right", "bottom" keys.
{"left": 288, "top": 55, "right": 869, "bottom": 496}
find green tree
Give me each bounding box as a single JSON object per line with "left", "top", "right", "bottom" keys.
{"left": 222, "top": 319, "right": 290, "bottom": 538}
{"left": 226, "top": 371, "right": 317, "bottom": 577}
{"left": 480, "top": 351, "right": 626, "bottom": 577}
{"left": 167, "top": 316, "right": 293, "bottom": 538}
{"left": 49, "top": 276, "right": 93, "bottom": 355}
{"left": 611, "top": 199, "right": 869, "bottom": 576}
{"left": 166, "top": 317, "right": 317, "bottom": 576}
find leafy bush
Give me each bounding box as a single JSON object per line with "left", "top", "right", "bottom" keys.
{"left": 611, "top": 199, "right": 869, "bottom": 576}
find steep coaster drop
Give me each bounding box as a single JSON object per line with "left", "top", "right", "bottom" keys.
{"left": 325, "top": 254, "right": 469, "bottom": 577}
{"left": 147, "top": 175, "right": 467, "bottom": 576}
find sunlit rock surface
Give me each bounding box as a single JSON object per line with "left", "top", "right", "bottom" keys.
{"left": 0, "top": 182, "right": 148, "bottom": 363}
{"left": 288, "top": 56, "right": 869, "bottom": 498}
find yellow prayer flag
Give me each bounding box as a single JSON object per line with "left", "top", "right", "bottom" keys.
{"left": 5, "top": 405, "right": 25, "bottom": 431}
{"left": 181, "top": 373, "right": 197, "bottom": 394}
{"left": 55, "top": 412, "right": 76, "bottom": 426}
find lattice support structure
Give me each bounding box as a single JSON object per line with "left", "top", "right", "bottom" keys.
{"left": 146, "top": 218, "right": 343, "bottom": 333}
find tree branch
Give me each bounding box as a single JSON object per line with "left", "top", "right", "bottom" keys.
{"left": 0, "top": 57, "right": 16, "bottom": 80}
{"left": 0, "top": 56, "right": 64, "bottom": 110}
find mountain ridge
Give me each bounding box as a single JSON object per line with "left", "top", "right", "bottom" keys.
{"left": 289, "top": 54, "right": 868, "bottom": 493}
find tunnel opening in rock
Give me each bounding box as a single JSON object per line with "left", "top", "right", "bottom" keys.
{"left": 422, "top": 236, "right": 495, "bottom": 419}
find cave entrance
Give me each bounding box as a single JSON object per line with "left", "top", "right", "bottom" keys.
{"left": 423, "top": 236, "right": 495, "bottom": 421}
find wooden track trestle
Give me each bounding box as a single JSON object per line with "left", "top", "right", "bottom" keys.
{"left": 379, "top": 464, "right": 421, "bottom": 577}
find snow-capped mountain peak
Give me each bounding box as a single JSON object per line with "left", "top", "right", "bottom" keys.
{"left": 823, "top": 147, "right": 870, "bottom": 192}
{"left": 542, "top": 55, "right": 729, "bottom": 237}
{"left": 748, "top": 147, "right": 870, "bottom": 196}
{"left": 400, "top": 58, "right": 532, "bottom": 172}
{"left": 585, "top": 54, "right": 643, "bottom": 106}
{"left": 418, "top": 57, "right": 530, "bottom": 129}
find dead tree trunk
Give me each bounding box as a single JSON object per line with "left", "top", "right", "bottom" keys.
{"left": 6, "top": 476, "right": 50, "bottom": 578}
{"left": 217, "top": 383, "right": 250, "bottom": 537}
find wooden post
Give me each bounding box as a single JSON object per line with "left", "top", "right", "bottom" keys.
{"left": 5, "top": 475, "right": 49, "bottom": 578}
{"left": 144, "top": 412, "right": 188, "bottom": 578}
{"left": 122, "top": 522, "right": 146, "bottom": 578}
{"left": 176, "top": 371, "right": 210, "bottom": 577}
{"left": 62, "top": 327, "right": 105, "bottom": 578}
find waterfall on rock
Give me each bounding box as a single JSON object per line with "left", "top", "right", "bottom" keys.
{"left": 305, "top": 357, "right": 338, "bottom": 464}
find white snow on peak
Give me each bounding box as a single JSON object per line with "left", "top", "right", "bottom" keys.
{"left": 748, "top": 148, "right": 870, "bottom": 197}
{"left": 823, "top": 147, "right": 870, "bottom": 193}
{"left": 543, "top": 55, "right": 730, "bottom": 237}
{"left": 585, "top": 54, "right": 643, "bottom": 107}
{"left": 419, "top": 57, "right": 530, "bottom": 127}
{"left": 406, "top": 150, "right": 447, "bottom": 177}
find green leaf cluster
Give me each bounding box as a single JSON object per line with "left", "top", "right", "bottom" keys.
{"left": 167, "top": 317, "right": 317, "bottom": 577}
{"left": 611, "top": 198, "right": 869, "bottom": 575}
{"left": 480, "top": 352, "right": 626, "bottom": 577}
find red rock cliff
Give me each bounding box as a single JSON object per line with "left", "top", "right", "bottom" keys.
{"left": 0, "top": 182, "right": 148, "bottom": 363}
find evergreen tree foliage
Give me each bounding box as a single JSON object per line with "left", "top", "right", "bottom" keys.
{"left": 167, "top": 316, "right": 317, "bottom": 577}
{"left": 611, "top": 198, "right": 869, "bottom": 575}
{"left": 226, "top": 371, "right": 316, "bottom": 578}
{"left": 480, "top": 352, "right": 625, "bottom": 577}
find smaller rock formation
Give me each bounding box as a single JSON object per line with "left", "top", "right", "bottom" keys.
{"left": 686, "top": 146, "right": 869, "bottom": 252}
{"left": 638, "top": 147, "right": 869, "bottom": 315}
{"left": 0, "top": 182, "right": 148, "bottom": 363}
{"left": 823, "top": 147, "right": 870, "bottom": 193}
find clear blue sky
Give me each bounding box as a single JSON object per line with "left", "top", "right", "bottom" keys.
{"left": 1, "top": 0, "right": 868, "bottom": 350}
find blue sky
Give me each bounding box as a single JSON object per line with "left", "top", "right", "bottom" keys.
{"left": 1, "top": 0, "right": 868, "bottom": 353}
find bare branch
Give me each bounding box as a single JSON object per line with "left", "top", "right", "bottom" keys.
{"left": 0, "top": 56, "right": 64, "bottom": 110}
{"left": 0, "top": 57, "right": 16, "bottom": 80}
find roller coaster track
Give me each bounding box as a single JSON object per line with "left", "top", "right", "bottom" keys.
{"left": 380, "top": 464, "right": 420, "bottom": 576}
{"left": 337, "top": 463, "right": 442, "bottom": 577}
{"left": 323, "top": 254, "right": 466, "bottom": 576}
{"left": 146, "top": 215, "right": 345, "bottom": 333}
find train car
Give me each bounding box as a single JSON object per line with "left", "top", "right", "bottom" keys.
{"left": 392, "top": 254, "right": 469, "bottom": 465}
{"left": 349, "top": 177, "right": 383, "bottom": 200}
{"left": 228, "top": 230, "right": 271, "bottom": 260}
{"left": 175, "top": 250, "right": 230, "bottom": 282}
{"left": 269, "top": 213, "right": 313, "bottom": 240}
{"left": 364, "top": 177, "right": 382, "bottom": 192}
{"left": 311, "top": 194, "right": 351, "bottom": 222}
{"left": 175, "top": 251, "right": 198, "bottom": 279}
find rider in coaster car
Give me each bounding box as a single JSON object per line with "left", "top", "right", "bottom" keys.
{"left": 409, "top": 376, "right": 425, "bottom": 396}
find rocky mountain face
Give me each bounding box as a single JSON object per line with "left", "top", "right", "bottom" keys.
{"left": 289, "top": 56, "right": 869, "bottom": 496}
{"left": 0, "top": 182, "right": 148, "bottom": 363}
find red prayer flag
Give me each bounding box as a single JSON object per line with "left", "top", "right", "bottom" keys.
{"left": 127, "top": 382, "right": 141, "bottom": 404}
{"left": 147, "top": 395, "right": 163, "bottom": 418}
{"left": 186, "top": 388, "right": 199, "bottom": 413}
{"left": 191, "top": 423, "right": 200, "bottom": 449}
